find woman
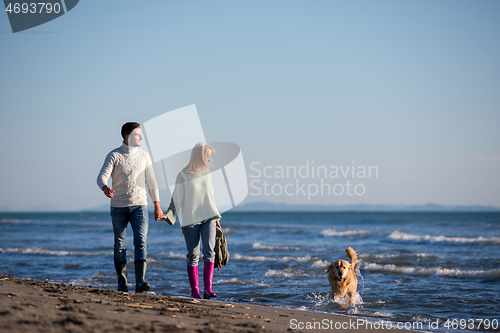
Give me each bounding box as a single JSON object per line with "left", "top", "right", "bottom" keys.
{"left": 162, "top": 142, "right": 221, "bottom": 299}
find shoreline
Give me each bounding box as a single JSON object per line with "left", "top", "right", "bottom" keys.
{"left": 0, "top": 273, "right": 411, "bottom": 333}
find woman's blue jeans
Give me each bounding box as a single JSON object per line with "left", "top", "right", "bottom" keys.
{"left": 110, "top": 205, "right": 148, "bottom": 263}
{"left": 182, "top": 219, "right": 216, "bottom": 266}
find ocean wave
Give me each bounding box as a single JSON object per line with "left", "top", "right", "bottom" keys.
{"left": 56, "top": 270, "right": 116, "bottom": 288}
{"left": 310, "top": 260, "right": 330, "bottom": 270}
{"left": 0, "top": 247, "right": 105, "bottom": 257}
{"left": 223, "top": 227, "right": 234, "bottom": 235}
{"left": 321, "top": 229, "right": 370, "bottom": 237}
{"left": 388, "top": 231, "right": 500, "bottom": 245}
{"left": 233, "top": 253, "right": 276, "bottom": 262}
{"left": 0, "top": 218, "right": 24, "bottom": 224}
{"left": 364, "top": 263, "right": 440, "bottom": 276}
{"left": 373, "top": 311, "right": 394, "bottom": 318}
{"left": 214, "top": 278, "right": 246, "bottom": 285}
{"left": 253, "top": 242, "right": 301, "bottom": 251}
{"left": 347, "top": 307, "right": 367, "bottom": 315}
{"left": 360, "top": 253, "right": 434, "bottom": 260}
{"left": 91, "top": 271, "right": 115, "bottom": 279}
{"left": 65, "top": 278, "right": 104, "bottom": 288}
{"left": 282, "top": 255, "right": 315, "bottom": 263}
{"left": 264, "top": 268, "right": 309, "bottom": 278}
{"left": 435, "top": 268, "right": 500, "bottom": 279}
{"left": 159, "top": 252, "right": 187, "bottom": 259}
{"left": 364, "top": 263, "right": 500, "bottom": 279}
{"left": 0, "top": 218, "right": 104, "bottom": 227}
{"left": 233, "top": 253, "right": 321, "bottom": 265}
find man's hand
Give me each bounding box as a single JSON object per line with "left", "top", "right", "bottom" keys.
{"left": 154, "top": 201, "right": 163, "bottom": 221}
{"left": 102, "top": 185, "right": 115, "bottom": 198}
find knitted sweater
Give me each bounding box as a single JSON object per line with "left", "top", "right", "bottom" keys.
{"left": 97, "top": 143, "right": 160, "bottom": 207}
{"left": 165, "top": 168, "right": 221, "bottom": 227}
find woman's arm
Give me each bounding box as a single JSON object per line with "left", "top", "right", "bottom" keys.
{"left": 163, "top": 197, "right": 178, "bottom": 225}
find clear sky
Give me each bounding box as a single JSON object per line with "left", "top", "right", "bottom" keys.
{"left": 1, "top": 1, "right": 499, "bottom": 211}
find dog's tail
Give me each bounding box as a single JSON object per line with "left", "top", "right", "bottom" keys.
{"left": 346, "top": 247, "right": 360, "bottom": 272}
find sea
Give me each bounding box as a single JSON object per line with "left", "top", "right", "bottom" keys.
{"left": 1, "top": 211, "right": 499, "bottom": 332}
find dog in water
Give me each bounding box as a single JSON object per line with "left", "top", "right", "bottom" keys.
{"left": 327, "top": 247, "right": 359, "bottom": 305}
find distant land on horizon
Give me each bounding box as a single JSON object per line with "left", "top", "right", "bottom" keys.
{"left": 2, "top": 202, "right": 499, "bottom": 213}
{"left": 81, "top": 202, "right": 499, "bottom": 212}
{"left": 229, "top": 202, "right": 500, "bottom": 212}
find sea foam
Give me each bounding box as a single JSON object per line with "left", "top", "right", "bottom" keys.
{"left": 264, "top": 268, "right": 309, "bottom": 278}
{"left": 233, "top": 253, "right": 276, "bottom": 262}
{"left": 360, "top": 252, "right": 433, "bottom": 260}
{"left": 252, "top": 242, "right": 301, "bottom": 251}
{"left": 321, "top": 229, "right": 370, "bottom": 237}
{"left": 233, "top": 253, "right": 322, "bottom": 265}
{"left": 214, "top": 278, "right": 246, "bottom": 285}
{"left": 364, "top": 263, "right": 500, "bottom": 279}
{"left": 388, "top": 231, "right": 500, "bottom": 245}
{"left": 0, "top": 247, "right": 104, "bottom": 257}
{"left": 310, "top": 260, "right": 330, "bottom": 269}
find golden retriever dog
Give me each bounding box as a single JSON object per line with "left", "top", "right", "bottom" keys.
{"left": 327, "top": 247, "right": 359, "bottom": 305}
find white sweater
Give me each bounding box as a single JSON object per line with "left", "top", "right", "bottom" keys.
{"left": 97, "top": 143, "right": 160, "bottom": 207}
{"left": 166, "top": 168, "right": 221, "bottom": 227}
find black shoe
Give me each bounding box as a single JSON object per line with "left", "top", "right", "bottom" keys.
{"left": 135, "top": 282, "right": 151, "bottom": 293}
{"left": 114, "top": 261, "right": 128, "bottom": 292}
{"left": 134, "top": 260, "right": 150, "bottom": 293}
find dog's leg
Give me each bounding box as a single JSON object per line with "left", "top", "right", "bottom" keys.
{"left": 347, "top": 291, "right": 356, "bottom": 305}
{"left": 331, "top": 287, "right": 339, "bottom": 302}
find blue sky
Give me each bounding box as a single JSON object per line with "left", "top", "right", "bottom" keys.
{"left": 1, "top": 1, "right": 499, "bottom": 211}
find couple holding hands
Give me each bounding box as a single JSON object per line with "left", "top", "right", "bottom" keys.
{"left": 97, "top": 122, "right": 219, "bottom": 299}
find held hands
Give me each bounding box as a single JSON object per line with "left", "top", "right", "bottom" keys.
{"left": 102, "top": 185, "right": 115, "bottom": 198}
{"left": 158, "top": 214, "right": 174, "bottom": 225}
{"left": 153, "top": 202, "right": 163, "bottom": 221}
{"left": 156, "top": 215, "right": 217, "bottom": 227}
{"left": 154, "top": 202, "right": 173, "bottom": 224}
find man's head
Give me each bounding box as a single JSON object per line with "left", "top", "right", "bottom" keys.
{"left": 121, "top": 122, "right": 143, "bottom": 147}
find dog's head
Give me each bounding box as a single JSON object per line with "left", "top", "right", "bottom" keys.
{"left": 328, "top": 259, "right": 352, "bottom": 283}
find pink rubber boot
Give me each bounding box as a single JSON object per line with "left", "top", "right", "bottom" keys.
{"left": 203, "top": 261, "right": 217, "bottom": 299}
{"left": 187, "top": 266, "right": 201, "bottom": 299}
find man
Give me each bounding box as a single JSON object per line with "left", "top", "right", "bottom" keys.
{"left": 97, "top": 122, "right": 163, "bottom": 293}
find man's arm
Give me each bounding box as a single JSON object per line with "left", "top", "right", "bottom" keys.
{"left": 97, "top": 153, "right": 115, "bottom": 198}
{"left": 153, "top": 200, "right": 163, "bottom": 221}
{"left": 144, "top": 153, "right": 162, "bottom": 220}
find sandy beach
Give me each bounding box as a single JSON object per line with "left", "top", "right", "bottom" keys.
{"left": 0, "top": 273, "right": 411, "bottom": 333}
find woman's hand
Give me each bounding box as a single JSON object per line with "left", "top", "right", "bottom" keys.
{"left": 215, "top": 220, "right": 221, "bottom": 228}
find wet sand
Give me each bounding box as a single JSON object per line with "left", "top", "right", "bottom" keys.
{"left": 0, "top": 273, "right": 409, "bottom": 332}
